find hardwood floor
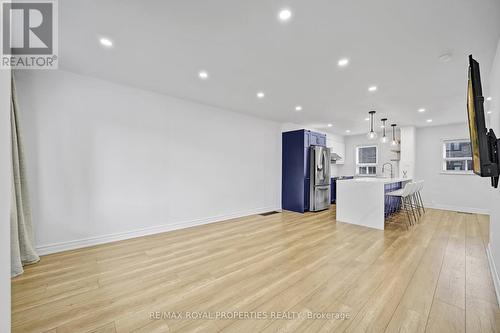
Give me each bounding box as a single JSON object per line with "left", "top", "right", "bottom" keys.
{"left": 11, "top": 207, "right": 500, "bottom": 332}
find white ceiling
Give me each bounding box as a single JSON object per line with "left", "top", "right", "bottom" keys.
{"left": 59, "top": 0, "right": 500, "bottom": 135}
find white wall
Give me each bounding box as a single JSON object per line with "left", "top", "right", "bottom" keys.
{"left": 15, "top": 70, "right": 282, "bottom": 254}
{"left": 487, "top": 39, "right": 500, "bottom": 302}
{"left": 399, "top": 126, "right": 416, "bottom": 179}
{"left": 415, "top": 123, "right": 492, "bottom": 214}
{"left": 339, "top": 130, "right": 401, "bottom": 178}
{"left": 0, "top": 70, "right": 11, "bottom": 331}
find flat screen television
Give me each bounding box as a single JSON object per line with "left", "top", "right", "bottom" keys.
{"left": 466, "top": 55, "right": 499, "bottom": 188}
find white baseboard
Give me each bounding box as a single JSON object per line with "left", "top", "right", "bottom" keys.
{"left": 486, "top": 243, "right": 500, "bottom": 307}
{"left": 36, "top": 206, "right": 280, "bottom": 256}
{"left": 424, "top": 203, "right": 490, "bottom": 215}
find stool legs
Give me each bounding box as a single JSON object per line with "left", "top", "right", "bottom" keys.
{"left": 417, "top": 191, "right": 425, "bottom": 213}
{"left": 388, "top": 182, "right": 426, "bottom": 230}
{"left": 401, "top": 197, "right": 412, "bottom": 229}
{"left": 409, "top": 196, "right": 418, "bottom": 224}
{"left": 411, "top": 193, "right": 422, "bottom": 217}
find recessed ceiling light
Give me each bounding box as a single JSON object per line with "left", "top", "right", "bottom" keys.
{"left": 487, "top": 110, "right": 492, "bottom": 114}
{"left": 345, "top": 130, "right": 351, "bottom": 133}
{"left": 295, "top": 105, "right": 302, "bottom": 111}
{"left": 338, "top": 58, "right": 349, "bottom": 67}
{"left": 486, "top": 96, "right": 492, "bottom": 101}
{"left": 198, "top": 70, "right": 209, "bottom": 80}
{"left": 418, "top": 108, "right": 426, "bottom": 113}
{"left": 278, "top": 8, "right": 292, "bottom": 22}
{"left": 364, "top": 117, "right": 370, "bottom": 121}
{"left": 327, "top": 123, "right": 333, "bottom": 127}
{"left": 426, "top": 119, "right": 433, "bottom": 123}
{"left": 368, "top": 86, "right": 377, "bottom": 92}
{"left": 99, "top": 37, "right": 113, "bottom": 48}
{"left": 438, "top": 53, "right": 452, "bottom": 63}
{"left": 257, "top": 91, "right": 265, "bottom": 99}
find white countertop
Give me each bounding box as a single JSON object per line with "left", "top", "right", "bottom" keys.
{"left": 336, "top": 176, "right": 412, "bottom": 230}
{"left": 337, "top": 177, "right": 412, "bottom": 184}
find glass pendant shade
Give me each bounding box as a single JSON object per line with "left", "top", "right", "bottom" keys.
{"left": 390, "top": 124, "right": 398, "bottom": 146}
{"left": 380, "top": 118, "right": 388, "bottom": 143}
{"left": 366, "top": 131, "right": 377, "bottom": 140}
{"left": 367, "top": 111, "right": 377, "bottom": 140}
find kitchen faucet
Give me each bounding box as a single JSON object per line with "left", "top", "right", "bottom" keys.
{"left": 382, "top": 162, "right": 393, "bottom": 178}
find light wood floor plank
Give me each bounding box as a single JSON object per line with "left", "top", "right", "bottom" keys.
{"left": 433, "top": 213, "right": 466, "bottom": 310}
{"left": 465, "top": 213, "right": 500, "bottom": 332}
{"left": 425, "top": 299, "right": 465, "bottom": 333}
{"left": 10, "top": 206, "right": 500, "bottom": 333}
{"left": 384, "top": 210, "right": 453, "bottom": 333}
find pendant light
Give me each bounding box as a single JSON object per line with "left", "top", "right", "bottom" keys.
{"left": 391, "top": 124, "right": 398, "bottom": 146}
{"left": 380, "top": 118, "right": 388, "bottom": 143}
{"left": 366, "top": 111, "right": 377, "bottom": 140}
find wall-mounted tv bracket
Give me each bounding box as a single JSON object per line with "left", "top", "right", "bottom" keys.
{"left": 486, "top": 129, "right": 499, "bottom": 188}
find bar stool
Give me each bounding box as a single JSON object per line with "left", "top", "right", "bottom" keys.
{"left": 416, "top": 180, "right": 425, "bottom": 214}
{"left": 386, "top": 182, "right": 416, "bottom": 229}
{"left": 408, "top": 180, "right": 425, "bottom": 218}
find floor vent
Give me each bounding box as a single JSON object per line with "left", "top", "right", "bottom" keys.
{"left": 260, "top": 211, "right": 281, "bottom": 216}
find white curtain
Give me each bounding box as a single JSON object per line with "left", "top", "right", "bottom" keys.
{"left": 11, "top": 76, "right": 39, "bottom": 278}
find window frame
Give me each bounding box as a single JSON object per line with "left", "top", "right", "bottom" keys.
{"left": 356, "top": 145, "right": 378, "bottom": 176}
{"left": 441, "top": 139, "right": 473, "bottom": 174}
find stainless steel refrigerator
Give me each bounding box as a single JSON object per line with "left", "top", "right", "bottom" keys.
{"left": 309, "top": 146, "right": 331, "bottom": 211}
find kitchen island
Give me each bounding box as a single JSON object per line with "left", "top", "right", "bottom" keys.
{"left": 336, "top": 177, "right": 412, "bottom": 230}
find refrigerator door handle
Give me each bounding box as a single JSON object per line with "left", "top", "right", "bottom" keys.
{"left": 321, "top": 149, "right": 328, "bottom": 178}
{"left": 317, "top": 148, "right": 323, "bottom": 171}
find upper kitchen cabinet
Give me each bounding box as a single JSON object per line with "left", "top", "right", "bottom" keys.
{"left": 309, "top": 132, "right": 327, "bottom": 146}
{"left": 326, "top": 137, "right": 345, "bottom": 165}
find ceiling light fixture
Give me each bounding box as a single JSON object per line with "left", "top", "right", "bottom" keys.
{"left": 257, "top": 91, "right": 265, "bottom": 99}
{"left": 426, "top": 119, "right": 433, "bottom": 123}
{"left": 487, "top": 111, "right": 492, "bottom": 114}
{"left": 366, "top": 111, "right": 377, "bottom": 140}
{"left": 368, "top": 86, "right": 377, "bottom": 92}
{"left": 327, "top": 123, "right": 333, "bottom": 127}
{"left": 486, "top": 96, "right": 492, "bottom": 101}
{"left": 295, "top": 105, "right": 302, "bottom": 111}
{"left": 380, "top": 118, "right": 388, "bottom": 144}
{"left": 338, "top": 58, "right": 349, "bottom": 67}
{"left": 438, "top": 53, "right": 452, "bottom": 63}
{"left": 278, "top": 8, "right": 292, "bottom": 22}
{"left": 346, "top": 130, "right": 351, "bottom": 133}
{"left": 391, "top": 124, "right": 398, "bottom": 146}
{"left": 364, "top": 117, "right": 370, "bottom": 121}
{"left": 418, "top": 108, "right": 426, "bottom": 113}
{"left": 198, "top": 70, "right": 209, "bottom": 80}
{"left": 99, "top": 37, "right": 113, "bottom": 48}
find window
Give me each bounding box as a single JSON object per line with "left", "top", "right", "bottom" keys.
{"left": 442, "top": 139, "right": 473, "bottom": 173}
{"left": 356, "top": 145, "right": 378, "bottom": 175}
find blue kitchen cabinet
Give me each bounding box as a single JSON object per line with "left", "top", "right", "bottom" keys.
{"left": 331, "top": 176, "right": 354, "bottom": 204}
{"left": 309, "top": 131, "right": 326, "bottom": 146}
{"left": 384, "top": 182, "right": 402, "bottom": 217}
{"left": 282, "top": 129, "right": 326, "bottom": 213}
{"left": 331, "top": 178, "right": 336, "bottom": 203}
